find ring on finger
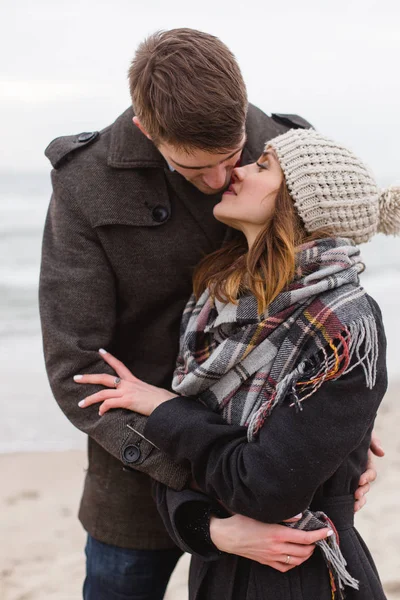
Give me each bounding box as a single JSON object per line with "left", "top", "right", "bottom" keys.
{"left": 114, "top": 377, "right": 121, "bottom": 388}
{"left": 285, "top": 555, "right": 291, "bottom": 565}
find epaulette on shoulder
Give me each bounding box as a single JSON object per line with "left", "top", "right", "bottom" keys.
{"left": 271, "top": 113, "right": 314, "bottom": 130}
{"left": 45, "top": 131, "right": 99, "bottom": 169}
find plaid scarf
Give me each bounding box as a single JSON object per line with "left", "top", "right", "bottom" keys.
{"left": 172, "top": 237, "right": 378, "bottom": 598}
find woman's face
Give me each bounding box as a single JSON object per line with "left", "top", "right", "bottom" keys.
{"left": 213, "top": 149, "right": 284, "bottom": 247}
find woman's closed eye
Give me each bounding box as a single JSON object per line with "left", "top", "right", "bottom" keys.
{"left": 256, "top": 161, "right": 269, "bottom": 171}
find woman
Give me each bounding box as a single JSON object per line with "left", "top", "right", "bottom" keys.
{"left": 75, "top": 129, "right": 399, "bottom": 599}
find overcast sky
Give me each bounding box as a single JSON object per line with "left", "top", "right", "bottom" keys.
{"left": 1, "top": 0, "right": 399, "bottom": 183}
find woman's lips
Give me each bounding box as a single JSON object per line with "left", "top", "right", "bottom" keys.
{"left": 223, "top": 184, "right": 237, "bottom": 196}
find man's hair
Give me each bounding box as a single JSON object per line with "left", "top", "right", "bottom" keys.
{"left": 128, "top": 28, "right": 248, "bottom": 152}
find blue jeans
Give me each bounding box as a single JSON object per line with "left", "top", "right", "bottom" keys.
{"left": 83, "top": 535, "right": 183, "bottom": 600}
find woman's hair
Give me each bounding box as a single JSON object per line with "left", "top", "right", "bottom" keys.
{"left": 193, "top": 179, "right": 333, "bottom": 313}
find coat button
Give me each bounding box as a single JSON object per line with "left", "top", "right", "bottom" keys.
{"left": 152, "top": 205, "right": 169, "bottom": 223}
{"left": 77, "top": 132, "right": 97, "bottom": 143}
{"left": 123, "top": 444, "right": 141, "bottom": 463}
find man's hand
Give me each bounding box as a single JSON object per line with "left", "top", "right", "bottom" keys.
{"left": 354, "top": 431, "right": 385, "bottom": 513}
{"left": 369, "top": 432, "right": 385, "bottom": 458}
{"left": 209, "top": 514, "right": 332, "bottom": 573}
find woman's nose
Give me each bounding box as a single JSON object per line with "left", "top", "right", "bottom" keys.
{"left": 231, "top": 166, "right": 245, "bottom": 183}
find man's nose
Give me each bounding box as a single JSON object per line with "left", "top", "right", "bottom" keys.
{"left": 202, "top": 166, "right": 228, "bottom": 190}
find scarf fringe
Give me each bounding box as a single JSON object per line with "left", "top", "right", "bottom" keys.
{"left": 247, "top": 314, "right": 378, "bottom": 443}
{"left": 317, "top": 536, "right": 359, "bottom": 595}
{"left": 288, "top": 510, "right": 359, "bottom": 598}
{"left": 345, "top": 315, "right": 378, "bottom": 389}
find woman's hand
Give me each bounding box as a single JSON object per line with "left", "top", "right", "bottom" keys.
{"left": 209, "top": 514, "right": 332, "bottom": 572}
{"left": 74, "top": 349, "right": 177, "bottom": 416}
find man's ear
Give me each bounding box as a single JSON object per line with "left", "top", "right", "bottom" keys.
{"left": 133, "top": 117, "right": 152, "bottom": 140}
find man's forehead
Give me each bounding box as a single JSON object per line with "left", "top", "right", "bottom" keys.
{"left": 166, "top": 137, "right": 246, "bottom": 170}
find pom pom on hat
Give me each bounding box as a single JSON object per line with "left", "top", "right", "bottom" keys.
{"left": 378, "top": 186, "right": 400, "bottom": 236}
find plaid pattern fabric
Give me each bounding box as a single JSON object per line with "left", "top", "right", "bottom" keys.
{"left": 173, "top": 237, "right": 377, "bottom": 441}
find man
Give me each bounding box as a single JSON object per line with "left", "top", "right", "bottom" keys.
{"left": 40, "top": 28, "right": 380, "bottom": 600}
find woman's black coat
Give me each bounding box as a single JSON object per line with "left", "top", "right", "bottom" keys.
{"left": 143, "top": 296, "right": 388, "bottom": 600}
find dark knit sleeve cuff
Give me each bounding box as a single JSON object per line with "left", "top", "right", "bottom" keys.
{"left": 153, "top": 482, "right": 229, "bottom": 560}
{"left": 175, "top": 500, "right": 225, "bottom": 558}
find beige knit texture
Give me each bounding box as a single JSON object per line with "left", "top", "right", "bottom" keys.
{"left": 378, "top": 186, "right": 400, "bottom": 236}
{"left": 266, "top": 129, "right": 384, "bottom": 244}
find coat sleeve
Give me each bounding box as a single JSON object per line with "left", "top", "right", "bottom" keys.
{"left": 39, "top": 173, "right": 190, "bottom": 489}
{"left": 152, "top": 481, "right": 228, "bottom": 559}
{"left": 144, "top": 317, "right": 387, "bottom": 522}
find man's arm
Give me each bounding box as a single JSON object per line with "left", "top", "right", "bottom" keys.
{"left": 39, "top": 173, "right": 190, "bottom": 489}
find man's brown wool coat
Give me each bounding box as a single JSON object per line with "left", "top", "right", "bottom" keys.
{"left": 40, "top": 105, "right": 311, "bottom": 548}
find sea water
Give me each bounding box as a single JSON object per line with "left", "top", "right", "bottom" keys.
{"left": 1, "top": 171, "right": 399, "bottom": 452}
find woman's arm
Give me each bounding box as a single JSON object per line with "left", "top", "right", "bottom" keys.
{"left": 143, "top": 322, "right": 387, "bottom": 523}
{"left": 153, "top": 481, "right": 330, "bottom": 571}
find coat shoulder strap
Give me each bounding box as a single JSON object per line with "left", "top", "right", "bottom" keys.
{"left": 45, "top": 131, "right": 99, "bottom": 169}
{"left": 271, "top": 113, "right": 314, "bottom": 130}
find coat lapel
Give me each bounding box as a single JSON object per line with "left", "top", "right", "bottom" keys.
{"left": 164, "top": 170, "right": 227, "bottom": 248}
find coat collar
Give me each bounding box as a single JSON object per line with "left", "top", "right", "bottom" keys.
{"left": 107, "top": 106, "right": 261, "bottom": 170}
{"left": 107, "top": 107, "right": 167, "bottom": 169}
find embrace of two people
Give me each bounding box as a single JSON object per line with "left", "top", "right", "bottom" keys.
{"left": 40, "top": 28, "right": 399, "bottom": 600}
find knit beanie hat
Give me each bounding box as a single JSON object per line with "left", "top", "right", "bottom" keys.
{"left": 266, "top": 129, "right": 400, "bottom": 244}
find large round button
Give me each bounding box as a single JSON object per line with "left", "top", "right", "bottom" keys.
{"left": 152, "top": 205, "right": 169, "bottom": 223}
{"left": 77, "top": 131, "right": 97, "bottom": 143}
{"left": 123, "top": 444, "right": 141, "bottom": 463}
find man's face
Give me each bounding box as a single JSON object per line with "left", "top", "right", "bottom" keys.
{"left": 157, "top": 137, "right": 246, "bottom": 195}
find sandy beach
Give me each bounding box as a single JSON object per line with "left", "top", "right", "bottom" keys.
{"left": 1, "top": 0, "right": 400, "bottom": 595}
{"left": 1, "top": 383, "right": 399, "bottom": 600}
